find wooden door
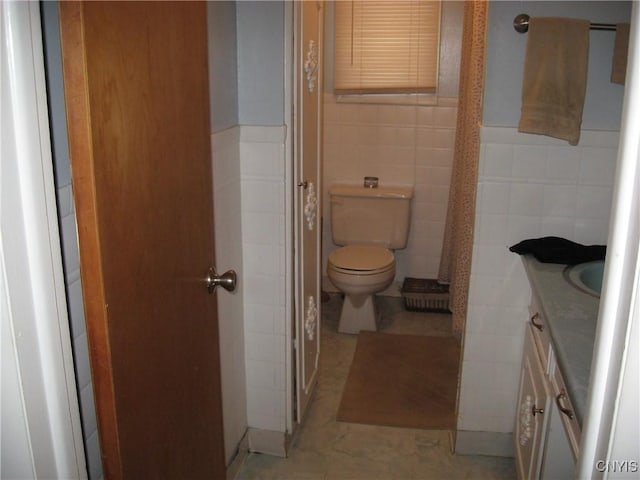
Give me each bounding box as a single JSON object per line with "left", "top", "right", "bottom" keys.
{"left": 294, "top": 1, "right": 324, "bottom": 422}
{"left": 59, "top": 3, "right": 225, "bottom": 478}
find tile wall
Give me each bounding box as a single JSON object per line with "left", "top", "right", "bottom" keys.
{"left": 239, "top": 126, "right": 289, "bottom": 434}
{"left": 457, "top": 126, "right": 618, "bottom": 436}
{"left": 211, "top": 126, "right": 248, "bottom": 464}
{"left": 57, "top": 185, "right": 102, "bottom": 480}
{"left": 322, "top": 94, "right": 458, "bottom": 289}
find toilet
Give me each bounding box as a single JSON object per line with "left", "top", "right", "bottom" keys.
{"left": 327, "top": 184, "right": 413, "bottom": 334}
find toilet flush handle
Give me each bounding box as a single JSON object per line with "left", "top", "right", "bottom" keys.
{"left": 207, "top": 267, "right": 237, "bottom": 294}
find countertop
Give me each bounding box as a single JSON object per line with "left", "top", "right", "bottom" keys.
{"left": 521, "top": 255, "right": 600, "bottom": 427}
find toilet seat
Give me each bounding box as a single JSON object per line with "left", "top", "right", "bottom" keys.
{"left": 328, "top": 245, "right": 395, "bottom": 275}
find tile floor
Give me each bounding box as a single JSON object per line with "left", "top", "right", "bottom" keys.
{"left": 236, "top": 294, "right": 517, "bottom": 479}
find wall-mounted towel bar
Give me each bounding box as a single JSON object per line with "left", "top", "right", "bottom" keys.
{"left": 513, "top": 13, "right": 616, "bottom": 34}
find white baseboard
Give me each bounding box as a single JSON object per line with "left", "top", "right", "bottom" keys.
{"left": 247, "top": 428, "right": 290, "bottom": 458}
{"left": 454, "top": 430, "right": 514, "bottom": 457}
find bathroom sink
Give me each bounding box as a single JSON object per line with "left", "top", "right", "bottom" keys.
{"left": 564, "top": 260, "right": 604, "bottom": 297}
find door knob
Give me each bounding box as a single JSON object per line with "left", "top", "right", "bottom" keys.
{"left": 207, "top": 267, "right": 237, "bottom": 294}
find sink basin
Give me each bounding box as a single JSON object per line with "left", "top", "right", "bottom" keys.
{"left": 564, "top": 260, "right": 604, "bottom": 297}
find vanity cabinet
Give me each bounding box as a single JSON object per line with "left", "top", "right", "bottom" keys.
{"left": 515, "top": 303, "right": 579, "bottom": 480}
{"left": 515, "top": 326, "right": 551, "bottom": 479}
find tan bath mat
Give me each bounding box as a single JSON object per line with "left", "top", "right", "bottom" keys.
{"left": 337, "top": 332, "right": 460, "bottom": 429}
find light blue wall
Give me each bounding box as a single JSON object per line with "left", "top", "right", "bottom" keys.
{"left": 236, "top": 1, "right": 284, "bottom": 125}
{"left": 208, "top": 1, "right": 239, "bottom": 133}
{"left": 484, "top": 1, "right": 631, "bottom": 130}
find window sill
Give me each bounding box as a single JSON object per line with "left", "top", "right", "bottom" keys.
{"left": 334, "top": 93, "right": 454, "bottom": 107}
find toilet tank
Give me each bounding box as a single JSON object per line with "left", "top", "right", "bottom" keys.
{"left": 329, "top": 184, "right": 414, "bottom": 249}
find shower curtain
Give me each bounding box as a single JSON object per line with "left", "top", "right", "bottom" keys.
{"left": 438, "top": 0, "right": 488, "bottom": 338}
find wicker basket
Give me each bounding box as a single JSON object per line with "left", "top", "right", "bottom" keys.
{"left": 401, "top": 277, "right": 451, "bottom": 313}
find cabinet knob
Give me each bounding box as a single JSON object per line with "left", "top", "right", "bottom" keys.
{"left": 531, "top": 405, "right": 544, "bottom": 416}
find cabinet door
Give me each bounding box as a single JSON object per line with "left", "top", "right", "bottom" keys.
{"left": 540, "top": 402, "right": 576, "bottom": 479}
{"left": 515, "top": 327, "right": 551, "bottom": 480}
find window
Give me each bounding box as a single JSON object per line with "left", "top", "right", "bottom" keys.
{"left": 334, "top": 1, "right": 441, "bottom": 97}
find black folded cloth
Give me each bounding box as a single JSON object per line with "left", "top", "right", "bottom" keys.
{"left": 509, "top": 236, "right": 606, "bottom": 265}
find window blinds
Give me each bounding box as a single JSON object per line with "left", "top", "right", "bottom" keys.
{"left": 334, "top": 1, "right": 441, "bottom": 95}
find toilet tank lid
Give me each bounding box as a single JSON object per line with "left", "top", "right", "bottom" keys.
{"left": 329, "top": 184, "right": 414, "bottom": 199}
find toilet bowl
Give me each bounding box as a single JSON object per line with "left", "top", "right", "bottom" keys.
{"left": 328, "top": 183, "right": 413, "bottom": 334}
{"left": 328, "top": 245, "right": 395, "bottom": 334}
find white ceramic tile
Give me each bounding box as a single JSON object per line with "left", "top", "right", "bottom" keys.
{"left": 246, "top": 360, "right": 281, "bottom": 390}
{"left": 546, "top": 146, "right": 581, "bottom": 182}
{"left": 339, "top": 125, "right": 360, "bottom": 145}
{"left": 415, "top": 127, "right": 434, "bottom": 149}
{"left": 57, "top": 185, "right": 73, "bottom": 218}
{"left": 336, "top": 103, "right": 360, "bottom": 123}
{"left": 433, "top": 106, "right": 457, "bottom": 127}
{"left": 430, "top": 147, "right": 455, "bottom": 167}
{"left": 474, "top": 213, "right": 509, "bottom": 246}
{"left": 574, "top": 219, "right": 610, "bottom": 245}
{"left": 324, "top": 124, "right": 342, "bottom": 145}
{"left": 80, "top": 383, "right": 98, "bottom": 438}
{"left": 506, "top": 215, "right": 542, "bottom": 246}
{"left": 242, "top": 213, "right": 280, "bottom": 245}
{"left": 246, "top": 411, "right": 286, "bottom": 433}
{"left": 357, "top": 125, "right": 379, "bottom": 145}
{"left": 540, "top": 217, "right": 577, "bottom": 240}
{"left": 379, "top": 145, "right": 414, "bottom": 165}
{"left": 416, "top": 105, "right": 435, "bottom": 126}
{"left": 429, "top": 185, "right": 451, "bottom": 204}
{"left": 245, "top": 332, "right": 282, "bottom": 363}
{"left": 432, "top": 128, "right": 456, "bottom": 149}
{"left": 467, "top": 274, "right": 506, "bottom": 307}
{"left": 67, "top": 279, "right": 86, "bottom": 339}
{"left": 244, "top": 274, "right": 282, "bottom": 306}
{"left": 483, "top": 144, "right": 514, "bottom": 178}
{"left": 357, "top": 104, "right": 380, "bottom": 124}
{"left": 377, "top": 165, "right": 415, "bottom": 185}
{"left": 579, "top": 147, "right": 617, "bottom": 186}
{"left": 508, "top": 183, "right": 544, "bottom": 216}
{"left": 73, "top": 332, "right": 92, "bottom": 390}
{"left": 244, "top": 304, "right": 276, "bottom": 335}
{"left": 60, "top": 214, "right": 80, "bottom": 274}
{"left": 240, "top": 125, "right": 286, "bottom": 143}
{"left": 240, "top": 143, "right": 284, "bottom": 179}
{"left": 471, "top": 245, "right": 511, "bottom": 277}
{"left": 479, "top": 182, "right": 510, "bottom": 215}
{"left": 324, "top": 102, "right": 341, "bottom": 123}
{"left": 466, "top": 306, "right": 497, "bottom": 334}
{"left": 512, "top": 145, "right": 547, "bottom": 180}
{"left": 86, "top": 431, "right": 103, "bottom": 480}
{"left": 242, "top": 181, "right": 279, "bottom": 214}
{"left": 542, "top": 185, "right": 578, "bottom": 218}
{"left": 576, "top": 185, "right": 614, "bottom": 219}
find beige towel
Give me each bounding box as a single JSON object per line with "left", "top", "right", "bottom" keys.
{"left": 611, "top": 23, "right": 630, "bottom": 85}
{"left": 518, "top": 17, "right": 590, "bottom": 146}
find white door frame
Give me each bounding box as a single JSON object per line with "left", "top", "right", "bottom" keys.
{"left": 577, "top": 3, "right": 640, "bottom": 477}
{"left": 1, "top": 2, "right": 85, "bottom": 477}
{"left": 284, "top": 0, "right": 295, "bottom": 434}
